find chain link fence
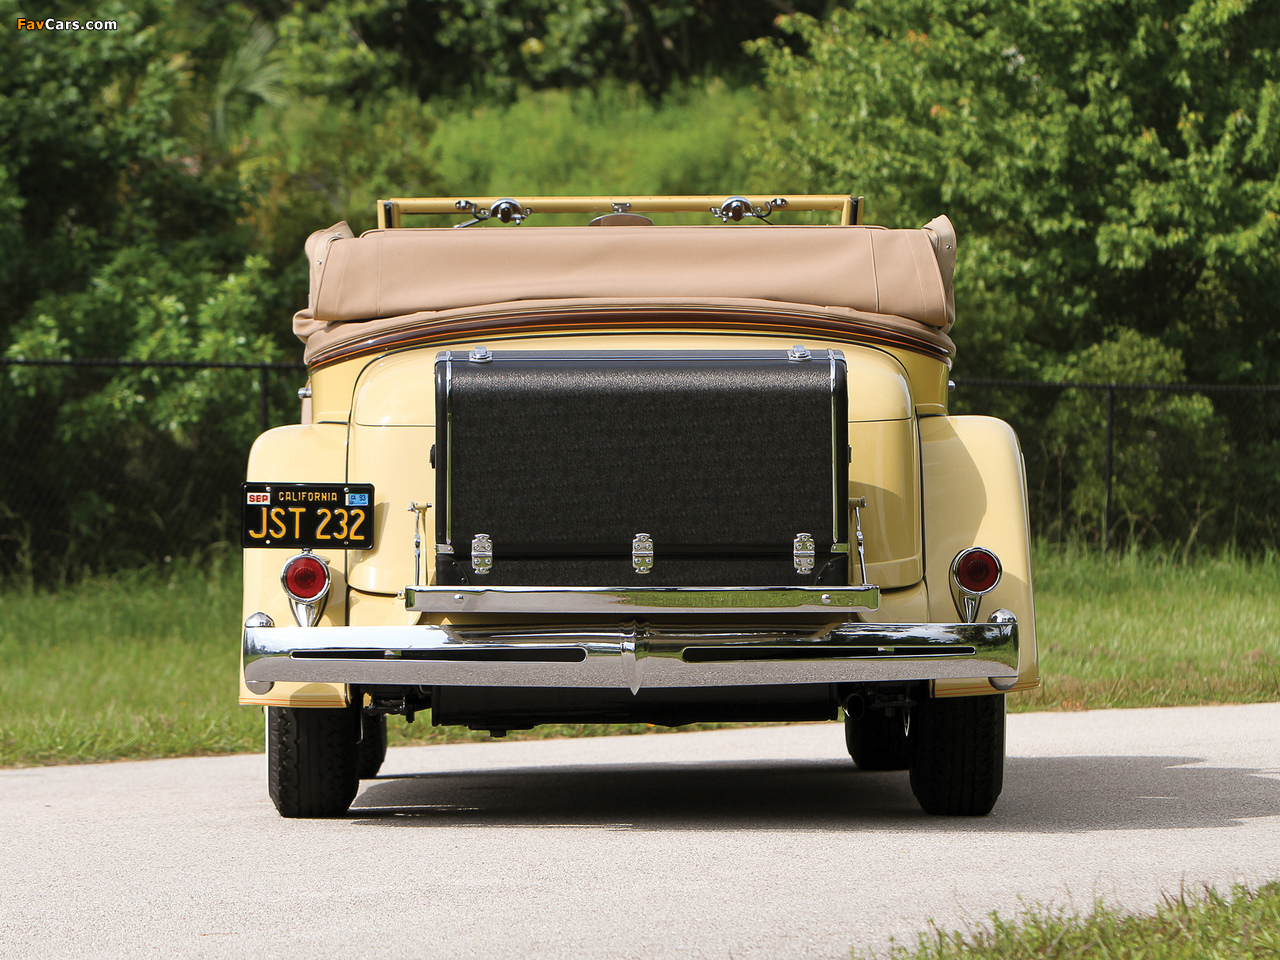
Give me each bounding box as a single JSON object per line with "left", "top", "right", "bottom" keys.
{"left": 2, "top": 359, "right": 1277, "bottom": 584}
{"left": 1, "top": 358, "right": 306, "bottom": 583}
{"left": 951, "top": 378, "right": 1280, "bottom": 553}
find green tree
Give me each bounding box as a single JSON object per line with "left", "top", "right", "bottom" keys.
{"left": 240, "top": 91, "right": 443, "bottom": 263}
{"left": 0, "top": 1, "right": 303, "bottom": 576}
{"left": 3, "top": 252, "right": 291, "bottom": 575}
{"left": 275, "top": 0, "right": 835, "bottom": 100}
{"left": 0, "top": 2, "right": 243, "bottom": 342}
{"left": 752, "top": 0, "right": 1280, "bottom": 385}
{"left": 428, "top": 79, "right": 769, "bottom": 202}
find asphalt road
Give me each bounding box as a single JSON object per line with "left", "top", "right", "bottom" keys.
{"left": 3, "top": 703, "right": 1279, "bottom": 960}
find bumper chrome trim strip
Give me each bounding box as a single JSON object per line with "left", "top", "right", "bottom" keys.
{"left": 243, "top": 614, "right": 1017, "bottom": 690}
{"left": 403, "top": 584, "right": 881, "bottom": 615}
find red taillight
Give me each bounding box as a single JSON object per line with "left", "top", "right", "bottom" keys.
{"left": 283, "top": 555, "right": 328, "bottom": 600}
{"left": 955, "top": 548, "right": 1000, "bottom": 594}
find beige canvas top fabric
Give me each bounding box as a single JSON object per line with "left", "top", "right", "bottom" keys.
{"left": 293, "top": 217, "right": 957, "bottom": 361}
{"left": 295, "top": 296, "right": 955, "bottom": 366}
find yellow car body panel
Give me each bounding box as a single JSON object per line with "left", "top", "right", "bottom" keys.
{"left": 244, "top": 335, "right": 1039, "bottom": 688}
{"left": 329, "top": 333, "right": 927, "bottom": 607}
{"left": 920, "top": 415, "right": 1040, "bottom": 697}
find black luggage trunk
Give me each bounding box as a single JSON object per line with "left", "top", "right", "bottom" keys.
{"left": 434, "top": 349, "right": 848, "bottom": 587}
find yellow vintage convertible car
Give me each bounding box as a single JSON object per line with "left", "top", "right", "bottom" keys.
{"left": 239, "top": 195, "right": 1038, "bottom": 818}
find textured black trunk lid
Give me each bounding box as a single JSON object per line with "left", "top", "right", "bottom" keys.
{"left": 435, "top": 350, "right": 847, "bottom": 586}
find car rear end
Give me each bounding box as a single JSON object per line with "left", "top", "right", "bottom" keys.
{"left": 239, "top": 196, "right": 1037, "bottom": 818}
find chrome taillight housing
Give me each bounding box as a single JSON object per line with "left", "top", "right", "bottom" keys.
{"left": 950, "top": 547, "right": 1002, "bottom": 623}
{"left": 281, "top": 551, "right": 331, "bottom": 627}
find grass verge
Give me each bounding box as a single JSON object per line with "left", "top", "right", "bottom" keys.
{"left": 863, "top": 883, "right": 1280, "bottom": 960}
{"left": 0, "top": 557, "right": 252, "bottom": 766}
{"left": 1, "top": 548, "right": 1278, "bottom": 766}
{"left": 1015, "top": 547, "right": 1280, "bottom": 712}
{"left": 0, "top": 554, "right": 736, "bottom": 765}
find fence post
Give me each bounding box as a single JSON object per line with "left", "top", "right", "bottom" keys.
{"left": 1103, "top": 384, "right": 1115, "bottom": 552}
{"left": 259, "top": 365, "right": 270, "bottom": 435}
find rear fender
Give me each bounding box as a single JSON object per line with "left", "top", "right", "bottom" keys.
{"left": 920, "top": 416, "right": 1039, "bottom": 697}
{"left": 240, "top": 423, "right": 350, "bottom": 708}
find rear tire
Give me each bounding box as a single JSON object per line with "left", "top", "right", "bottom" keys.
{"left": 357, "top": 712, "right": 388, "bottom": 780}
{"left": 268, "top": 704, "right": 361, "bottom": 818}
{"left": 908, "top": 692, "right": 1005, "bottom": 816}
{"left": 844, "top": 709, "right": 911, "bottom": 771}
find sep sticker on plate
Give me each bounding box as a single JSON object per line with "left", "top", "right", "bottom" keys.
{"left": 240, "top": 483, "right": 376, "bottom": 549}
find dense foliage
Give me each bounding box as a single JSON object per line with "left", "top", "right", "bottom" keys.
{"left": 274, "top": 0, "right": 835, "bottom": 99}
{"left": 2, "top": 0, "right": 1278, "bottom": 577}
{"left": 753, "top": 0, "right": 1280, "bottom": 384}
{"left": 755, "top": 0, "right": 1280, "bottom": 547}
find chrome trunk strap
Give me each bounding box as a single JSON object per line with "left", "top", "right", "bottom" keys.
{"left": 407, "top": 501, "right": 431, "bottom": 585}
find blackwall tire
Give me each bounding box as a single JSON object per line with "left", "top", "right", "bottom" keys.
{"left": 267, "top": 704, "right": 361, "bottom": 818}
{"left": 844, "top": 709, "right": 911, "bottom": 771}
{"left": 908, "top": 692, "right": 1005, "bottom": 816}
{"left": 357, "top": 713, "right": 388, "bottom": 780}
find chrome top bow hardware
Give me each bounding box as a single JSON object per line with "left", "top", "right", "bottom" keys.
{"left": 454, "top": 198, "right": 534, "bottom": 228}
{"left": 711, "top": 196, "right": 788, "bottom": 223}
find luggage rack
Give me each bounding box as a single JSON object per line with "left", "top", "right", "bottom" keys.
{"left": 376, "top": 194, "right": 865, "bottom": 229}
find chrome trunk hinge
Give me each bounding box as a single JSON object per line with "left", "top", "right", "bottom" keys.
{"left": 632, "top": 534, "right": 654, "bottom": 575}
{"left": 471, "top": 534, "right": 493, "bottom": 575}
{"left": 793, "top": 533, "right": 816, "bottom": 575}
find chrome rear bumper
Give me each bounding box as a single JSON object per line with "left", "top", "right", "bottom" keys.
{"left": 243, "top": 612, "right": 1018, "bottom": 694}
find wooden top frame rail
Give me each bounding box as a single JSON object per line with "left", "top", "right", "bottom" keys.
{"left": 376, "top": 195, "right": 864, "bottom": 229}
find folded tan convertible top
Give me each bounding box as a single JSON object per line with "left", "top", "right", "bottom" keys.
{"left": 292, "top": 215, "right": 957, "bottom": 366}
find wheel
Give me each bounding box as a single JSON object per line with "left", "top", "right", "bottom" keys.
{"left": 844, "top": 708, "right": 911, "bottom": 771}
{"left": 357, "top": 712, "right": 388, "bottom": 780}
{"left": 267, "top": 704, "right": 361, "bottom": 818}
{"left": 908, "top": 692, "right": 1005, "bottom": 816}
